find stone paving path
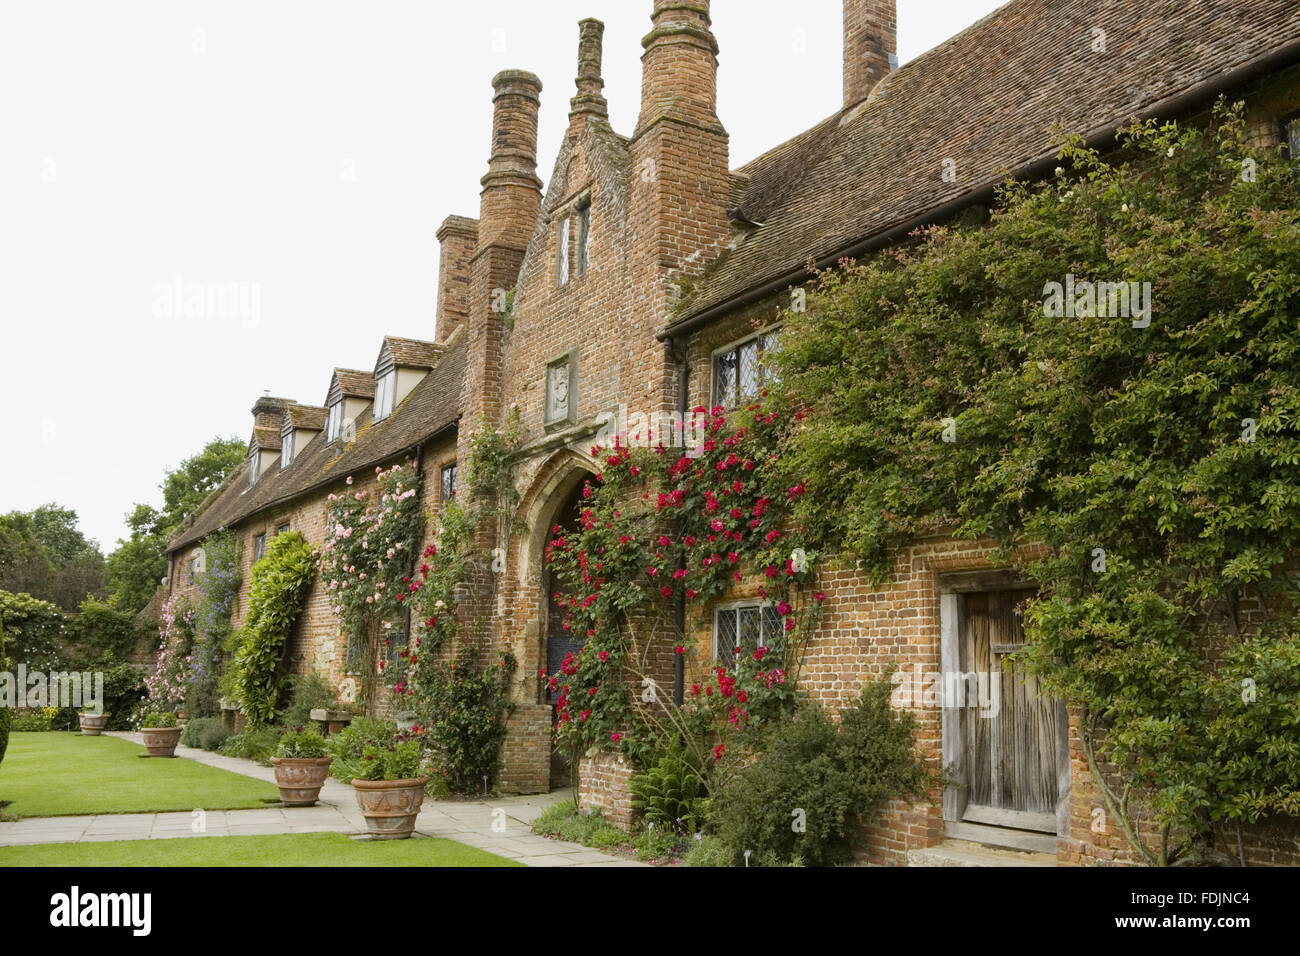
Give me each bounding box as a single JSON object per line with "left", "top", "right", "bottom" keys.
{"left": 0, "top": 732, "right": 647, "bottom": 867}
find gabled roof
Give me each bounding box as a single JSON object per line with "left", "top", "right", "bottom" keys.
{"left": 169, "top": 336, "right": 466, "bottom": 553}
{"left": 284, "top": 404, "right": 328, "bottom": 432}
{"left": 250, "top": 427, "right": 281, "bottom": 452}
{"left": 329, "top": 368, "right": 376, "bottom": 402}
{"left": 670, "top": 0, "right": 1300, "bottom": 329}
{"left": 380, "top": 336, "right": 443, "bottom": 372}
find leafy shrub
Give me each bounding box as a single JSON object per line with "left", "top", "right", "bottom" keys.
{"left": 68, "top": 599, "right": 141, "bottom": 662}
{"left": 274, "top": 729, "right": 330, "bottom": 760}
{"left": 142, "top": 711, "right": 178, "bottom": 729}
{"left": 99, "top": 657, "right": 146, "bottom": 731}
{"left": 218, "top": 725, "right": 280, "bottom": 764}
{"left": 279, "top": 672, "right": 338, "bottom": 731}
{"left": 326, "top": 718, "right": 398, "bottom": 782}
{"left": 197, "top": 721, "right": 232, "bottom": 752}
{"left": 11, "top": 707, "right": 57, "bottom": 732}
{"left": 413, "top": 650, "right": 514, "bottom": 794}
{"left": 709, "top": 682, "right": 930, "bottom": 867}
{"left": 180, "top": 716, "right": 221, "bottom": 749}
{"left": 227, "top": 532, "right": 316, "bottom": 725}
{"left": 629, "top": 744, "right": 708, "bottom": 835}
{"left": 0, "top": 590, "right": 65, "bottom": 673}
{"left": 356, "top": 737, "right": 423, "bottom": 782}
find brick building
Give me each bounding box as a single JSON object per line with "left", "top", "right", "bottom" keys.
{"left": 164, "top": 0, "right": 1300, "bottom": 864}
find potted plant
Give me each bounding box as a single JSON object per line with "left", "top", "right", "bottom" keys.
{"left": 351, "top": 736, "right": 428, "bottom": 840}
{"left": 140, "top": 711, "right": 182, "bottom": 757}
{"left": 271, "top": 729, "right": 334, "bottom": 806}
{"left": 78, "top": 708, "right": 110, "bottom": 736}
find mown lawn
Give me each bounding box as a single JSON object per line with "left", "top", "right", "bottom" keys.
{"left": 0, "top": 831, "right": 521, "bottom": 867}
{"left": 0, "top": 733, "right": 280, "bottom": 818}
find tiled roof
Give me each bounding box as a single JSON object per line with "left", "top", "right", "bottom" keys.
{"left": 331, "top": 368, "right": 375, "bottom": 401}
{"left": 251, "top": 427, "right": 281, "bottom": 452}
{"left": 670, "top": 0, "right": 1300, "bottom": 328}
{"left": 382, "top": 336, "right": 443, "bottom": 371}
{"left": 285, "top": 404, "right": 328, "bottom": 431}
{"left": 170, "top": 337, "right": 465, "bottom": 553}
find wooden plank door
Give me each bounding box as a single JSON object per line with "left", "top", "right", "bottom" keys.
{"left": 958, "top": 589, "right": 1059, "bottom": 833}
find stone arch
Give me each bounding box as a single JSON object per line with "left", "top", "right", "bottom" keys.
{"left": 505, "top": 446, "right": 600, "bottom": 699}
{"left": 495, "top": 445, "right": 599, "bottom": 794}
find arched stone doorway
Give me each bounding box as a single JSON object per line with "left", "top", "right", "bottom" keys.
{"left": 498, "top": 449, "right": 597, "bottom": 794}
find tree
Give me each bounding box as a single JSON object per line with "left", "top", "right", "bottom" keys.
{"left": 104, "top": 506, "right": 168, "bottom": 616}
{"left": 0, "top": 506, "right": 105, "bottom": 612}
{"left": 774, "top": 104, "right": 1300, "bottom": 864}
{"left": 159, "top": 438, "right": 248, "bottom": 528}
{"left": 106, "top": 437, "right": 246, "bottom": 614}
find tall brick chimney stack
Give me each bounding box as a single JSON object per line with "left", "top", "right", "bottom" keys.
{"left": 635, "top": 0, "right": 724, "bottom": 133}
{"left": 461, "top": 69, "right": 543, "bottom": 434}
{"left": 630, "top": 0, "right": 730, "bottom": 311}
{"left": 477, "top": 70, "right": 544, "bottom": 255}
{"left": 569, "top": 18, "right": 608, "bottom": 127}
{"left": 435, "top": 215, "right": 478, "bottom": 342}
{"left": 843, "top": 0, "right": 897, "bottom": 108}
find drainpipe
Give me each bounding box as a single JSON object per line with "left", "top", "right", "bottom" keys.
{"left": 665, "top": 338, "right": 689, "bottom": 707}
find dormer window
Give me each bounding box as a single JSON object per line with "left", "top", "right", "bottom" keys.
{"left": 326, "top": 401, "right": 343, "bottom": 442}
{"left": 248, "top": 450, "right": 261, "bottom": 487}
{"left": 374, "top": 370, "right": 396, "bottom": 422}
{"left": 281, "top": 428, "right": 295, "bottom": 467}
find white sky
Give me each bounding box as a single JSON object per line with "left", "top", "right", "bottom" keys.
{"left": 0, "top": 0, "right": 1006, "bottom": 553}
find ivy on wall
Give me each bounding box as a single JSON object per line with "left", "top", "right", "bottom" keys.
{"left": 227, "top": 531, "right": 317, "bottom": 725}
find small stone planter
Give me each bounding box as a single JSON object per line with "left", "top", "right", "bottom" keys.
{"left": 352, "top": 777, "right": 429, "bottom": 840}
{"left": 78, "top": 712, "right": 109, "bottom": 736}
{"left": 140, "top": 726, "right": 183, "bottom": 757}
{"left": 271, "top": 756, "right": 334, "bottom": 806}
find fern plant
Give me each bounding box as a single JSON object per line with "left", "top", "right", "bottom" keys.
{"left": 629, "top": 744, "right": 709, "bottom": 836}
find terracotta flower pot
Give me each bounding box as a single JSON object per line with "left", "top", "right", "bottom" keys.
{"left": 271, "top": 756, "right": 334, "bottom": 806}
{"left": 140, "top": 726, "right": 182, "bottom": 757}
{"left": 352, "top": 777, "right": 429, "bottom": 840}
{"left": 78, "top": 712, "right": 109, "bottom": 736}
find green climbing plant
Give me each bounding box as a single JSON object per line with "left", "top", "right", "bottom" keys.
{"left": 228, "top": 531, "right": 317, "bottom": 725}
